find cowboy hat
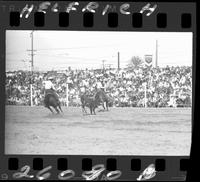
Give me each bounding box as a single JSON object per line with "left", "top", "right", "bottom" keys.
{"left": 48, "top": 77, "right": 54, "bottom": 80}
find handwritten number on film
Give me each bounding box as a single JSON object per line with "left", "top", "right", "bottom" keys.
{"left": 82, "top": 164, "right": 122, "bottom": 180}
{"left": 58, "top": 170, "right": 75, "bottom": 180}
{"left": 12, "top": 164, "right": 122, "bottom": 180}
{"left": 12, "top": 165, "right": 34, "bottom": 179}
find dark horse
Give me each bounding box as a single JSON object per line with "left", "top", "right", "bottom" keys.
{"left": 44, "top": 90, "right": 63, "bottom": 114}
{"left": 94, "top": 89, "right": 111, "bottom": 111}
{"left": 80, "top": 94, "right": 98, "bottom": 115}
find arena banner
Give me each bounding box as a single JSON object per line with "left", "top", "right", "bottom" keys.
{"left": 0, "top": 0, "right": 198, "bottom": 181}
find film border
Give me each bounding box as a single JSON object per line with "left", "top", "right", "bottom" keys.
{"left": 0, "top": 0, "right": 198, "bottom": 181}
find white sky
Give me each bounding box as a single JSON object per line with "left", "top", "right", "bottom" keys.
{"left": 6, "top": 31, "right": 193, "bottom": 71}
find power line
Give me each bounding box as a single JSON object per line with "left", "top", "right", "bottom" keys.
{"left": 6, "top": 50, "right": 27, "bottom": 55}
{"left": 35, "top": 44, "right": 116, "bottom": 51}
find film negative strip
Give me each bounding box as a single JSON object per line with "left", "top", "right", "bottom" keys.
{"left": 0, "top": 0, "right": 198, "bottom": 181}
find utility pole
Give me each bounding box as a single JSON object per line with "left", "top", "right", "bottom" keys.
{"left": 155, "top": 40, "right": 158, "bottom": 67}
{"left": 27, "top": 31, "right": 36, "bottom": 106}
{"left": 144, "top": 82, "right": 147, "bottom": 108}
{"left": 102, "top": 60, "right": 106, "bottom": 72}
{"left": 117, "top": 52, "right": 120, "bottom": 70}
{"left": 31, "top": 31, "right": 34, "bottom": 72}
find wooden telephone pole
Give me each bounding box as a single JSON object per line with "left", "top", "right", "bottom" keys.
{"left": 117, "top": 52, "right": 120, "bottom": 70}
{"left": 27, "top": 31, "right": 36, "bottom": 106}
{"left": 155, "top": 40, "right": 158, "bottom": 67}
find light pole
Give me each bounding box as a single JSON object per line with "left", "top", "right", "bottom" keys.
{"left": 155, "top": 40, "right": 158, "bottom": 67}
{"left": 102, "top": 60, "right": 106, "bottom": 72}
{"left": 29, "top": 31, "right": 34, "bottom": 106}
{"left": 117, "top": 52, "right": 120, "bottom": 70}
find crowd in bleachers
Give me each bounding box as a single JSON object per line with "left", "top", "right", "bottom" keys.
{"left": 5, "top": 66, "right": 192, "bottom": 107}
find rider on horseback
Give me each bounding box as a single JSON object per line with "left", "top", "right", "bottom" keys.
{"left": 43, "top": 77, "right": 59, "bottom": 102}
{"left": 95, "top": 77, "right": 105, "bottom": 92}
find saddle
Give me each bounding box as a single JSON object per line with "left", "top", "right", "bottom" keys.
{"left": 45, "top": 89, "right": 55, "bottom": 96}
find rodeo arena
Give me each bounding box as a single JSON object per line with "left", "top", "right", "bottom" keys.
{"left": 5, "top": 31, "right": 192, "bottom": 155}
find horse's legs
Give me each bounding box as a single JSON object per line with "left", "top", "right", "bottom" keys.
{"left": 102, "top": 102, "right": 106, "bottom": 110}
{"left": 54, "top": 106, "right": 60, "bottom": 114}
{"left": 47, "top": 106, "right": 54, "bottom": 114}
{"left": 58, "top": 103, "right": 63, "bottom": 113}
{"left": 106, "top": 101, "right": 109, "bottom": 111}
{"left": 93, "top": 107, "right": 96, "bottom": 115}
{"left": 82, "top": 105, "right": 87, "bottom": 114}
{"left": 90, "top": 106, "right": 93, "bottom": 115}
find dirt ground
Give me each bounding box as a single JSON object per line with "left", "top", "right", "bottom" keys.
{"left": 5, "top": 106, "right": 191, "bottom": 155}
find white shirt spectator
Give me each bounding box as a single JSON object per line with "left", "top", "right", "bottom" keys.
{"left": 180, "top": 76, "right": 186, "bottom": 84}
{"left": 168, "top": 97, "right": 177, "bottom": 107}
{"left": 96, "top": 81, "right": 102, "bottom": 89}
{"left": 43, "top": 81, "right": 55, "bottom": 90}
{"left": 80, "top": 87, "right": 86, "bottom": 92}
{"left": 82, "top": 80, "right": 89, "bottom": 87}
{"left": 67, "top": 77, "right": 73, "bottom": 84}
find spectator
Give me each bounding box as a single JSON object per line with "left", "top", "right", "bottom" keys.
{"left": 5, "top": 66, "right": 192, "bottom": 107}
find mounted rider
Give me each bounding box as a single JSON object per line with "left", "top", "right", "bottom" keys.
{"left": 79, "top": 79, "right": 92, "bottom": 96}
{"left": 95, "top": 77, "right": 105, "bottom": 93}
{"left": 43, "top": 77, "right": 59, "bottom": 101}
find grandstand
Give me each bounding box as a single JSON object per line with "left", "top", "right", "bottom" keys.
{"left": 5, "top": 65, "right": 192, "bottom": 108}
